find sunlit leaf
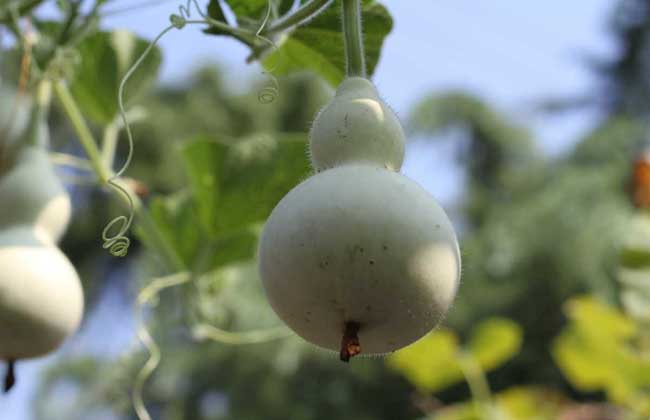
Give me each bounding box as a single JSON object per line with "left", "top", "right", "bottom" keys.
{"left": 552, "top": 326, "right": 611, "bottom": 391}
{"left": 552, "top": 295, "right": 650, "bottom": 406}
{"left": 564, "top": 295, "right": 636, "bottom": 340}
{"left": 387, "top": 329, "right": 464, "bottom": 393}
{"left": 495, "top": 387, "right": 564, "bottom": 420}
{"left": 467, "top": 318, "right": 522, "bottom": 371}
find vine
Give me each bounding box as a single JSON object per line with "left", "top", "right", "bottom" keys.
{"left": 341, "top": 0, "right": 366, "bottom": 78}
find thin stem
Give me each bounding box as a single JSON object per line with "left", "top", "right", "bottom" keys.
{"left": 101, "top": 122, "right": 119, "bottom": 168}
{"left": 53, "top": 81, "right": 111, "bottom": 183}
{"left": 341, "top": 0, "right": 366, "bottom": 78}
{"left": 457, "top": 352, "right": 498, "bottom": 420}
{"left": 192, "top": 324, "right": 291, "bottom": 345}
{"left": 56, "top": 1, "right": 81, "bottom": 46}
{"left": 264, "top": 0, "right": 333, "bottom": 34}
{"left": 52, "top": 81, "right": 185, "bottom": 272}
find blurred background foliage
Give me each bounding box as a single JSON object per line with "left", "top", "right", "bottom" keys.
{"left": 2, "top": 0, "right": 650, "bottom": 419}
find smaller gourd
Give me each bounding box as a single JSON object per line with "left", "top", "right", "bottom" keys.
{"left": 0, "top": 227, "right": 84, "bottom": 392}
{"left": 0, "top": 106, "right": 71, "bottom": 244}
{"left": 0, "top": 99, "right": 81, "bottom": 392}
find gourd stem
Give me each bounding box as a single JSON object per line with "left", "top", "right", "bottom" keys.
{"left": 340, "top": 321, "right": 362, "bottom": 362}
{"left": 53, "top": 81, "right": 111, "bottom": 184}
{"left": 341, "top": 0, "right": 366, "bottom": 78}
{"left": 4, "top": 360, "right": 15, "bottom": 393}
{"left": 52, "top": 81, "right": 186, "bottom": 273}
{"left": 458, "top": 352, "right": 497, "bottom": 420}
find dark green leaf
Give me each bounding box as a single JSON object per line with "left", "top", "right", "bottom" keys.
{"left": 69, "top": 32, "right": 119, "bottom": 125}
{"left": 204, "top": 0, "right": 231, "bottom": 36}
{"left": 142, "top": 192, "right": 200, "bottom": 266}
{"left": 262, "top": 0, "right": 392, "bottom": 86}
{"left": 279, "top": 0, "right": 296, "bottom": 15}
{"left": 223, "top": 0, "right": 269, "bottom": 20}
{"left": 141, "top": 192, "right": 258, "bottom": 271}
{"left": 70, "top": 30, "right": 161, "bottom": 125}
{"left": 182, "top": 132, "right": 310, "bottom": 237}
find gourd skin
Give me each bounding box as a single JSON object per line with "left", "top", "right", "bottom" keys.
{"left": 0, "top": 226, "right": 83, "bottom": 360}
{"left": 0, "top": 145, "right": 71, "bottom": 244}
{"left": 258, "top": 164, "right": 460, "bottom": 354}
{"left": 309, "top": 77, "right": 406, "bottom": 171}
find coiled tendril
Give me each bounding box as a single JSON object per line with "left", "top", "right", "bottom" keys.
{"left": 170, "top": 0, "right": 209, "bottom": 29}
{"left": 108, "top": 1, "right": 209, "bottom": 258}
{"left": 102, "top": 211, "right": 131, "bottom": 257}
{"left": 115, "top": 2, "right": 285, "bottom": 418}
{"left": 256, "top": 2, "right": 281, "bottom": 104}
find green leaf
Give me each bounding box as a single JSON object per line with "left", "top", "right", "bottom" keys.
{"left": 495, "top": 387, "right": 563, "bottom": 420}
{"left": 386, "top": 329, "right": 465, "bottom": 393}
{"left": 552, "top": 295, "right": 650, "bottom": 406}
{"left": 552, "top": 326, "right": 611, "bottom": 391}
{"left": 223, "top": 0, "right": 269, "bottom": 20}
{"left": 204, "top": 0, "right": 232, "bottom": 36}
{"left": 69, "top": 32, "right": 119, "bottom": 125}
{"left": 140, "top": 191, "right": 258, "bottom": 271}
{"left": 142, "top": 192, "right": 200, "bottom": 266}
{"left": 620, "top": 214, "right": 650, "bottom": 269}
{"left": 467, "top": 318, "right": 522, "bottom": 372}
{"left": 279, "top": 0, "right": 296, "bottom": 15}
{"left": 181, "top": 132, "right": 311, "bottom": 237}
{"left": 262, "top": 0, "right": 393, "bottom": 86}
{"left": 209, "top": 228, "right": 259, "bottom": 269}
{"left": 111, "top": 30, "right": 161, "bottom": 102}
{"left": 565, "top": 295, "right": 636, "bottom": 340}
{"left": 0, "top": 0, "right": 46, "bottom": 22}
{"left": 70, "top": 30, "right": 161, "bottom": 125}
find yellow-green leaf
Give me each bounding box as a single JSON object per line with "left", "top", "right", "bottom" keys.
{"left": 565, "top": 295, "right": 636, "bottom": 340}
{"left": 467, "top": 318, "right": 522, "bottom": 371}
{"left": 386, "top": 329, "right": 464, "bottom": 393}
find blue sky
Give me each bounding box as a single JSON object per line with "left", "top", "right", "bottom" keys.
{"left": 1, "top": 1, "right": 617, "bottom": 418}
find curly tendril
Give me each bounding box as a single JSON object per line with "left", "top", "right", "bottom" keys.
{"left": 132, "top": 272, "right": 190, "bottom": 420}
{"left": 115, "top": 2, "right": 290, "bottom": 417}
{"left": 256, "top": 1, "right": 281, "bottom": 104}
{"left": 109, "top": 0, "right": 224, "bottom": 259}
{"left": 102, "top": 214, "right": 131, "bottom": 257}
{"left": 170, "top": 0, "right": 211, "bottom": 28}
